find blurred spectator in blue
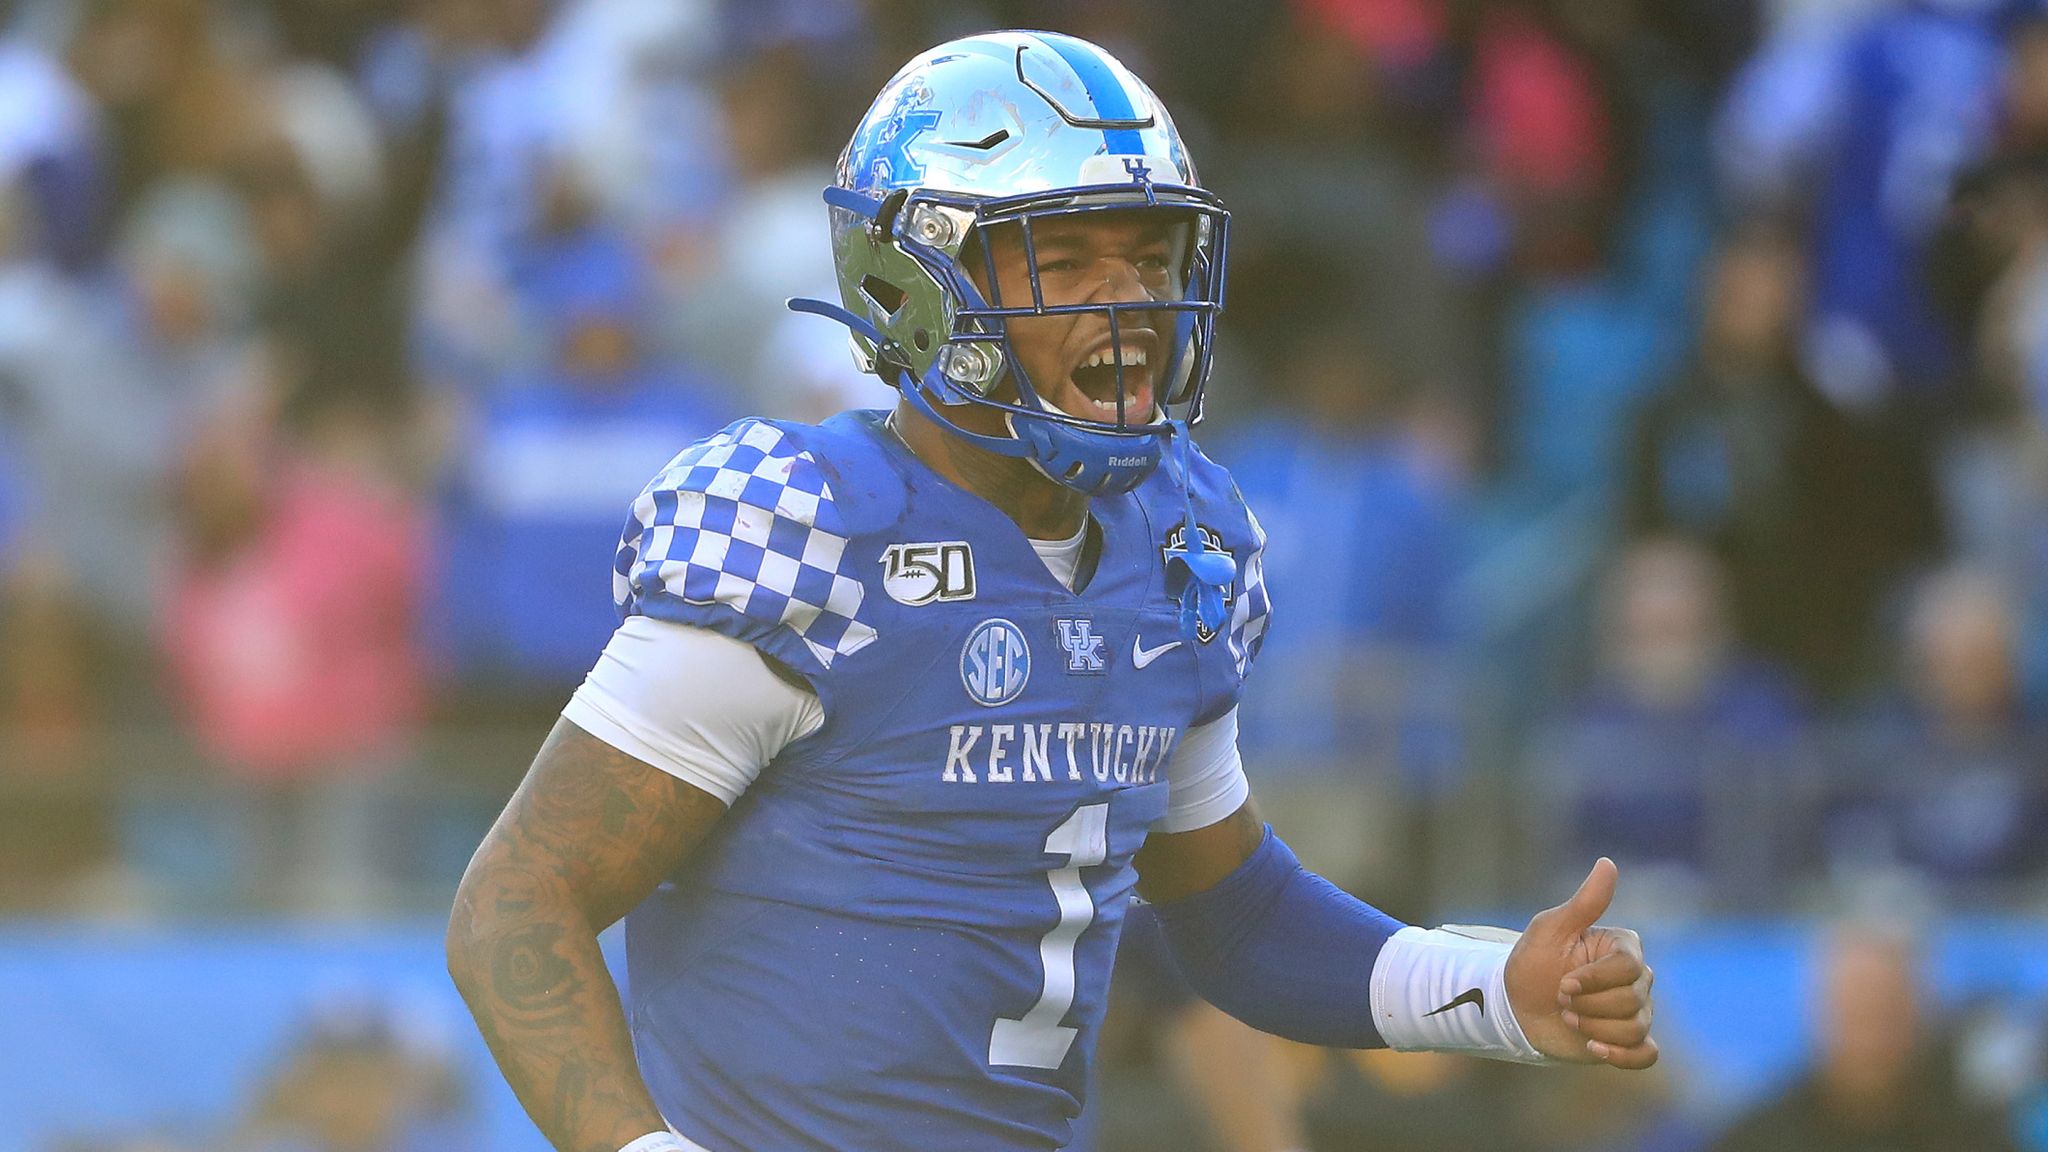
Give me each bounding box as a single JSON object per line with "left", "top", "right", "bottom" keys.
{"left": 0, "top": 420, "right": 23, "bottom": 577}
{"left": 435, "top": 199, "right": 733, "bottom": 696}
{"left": 0, "top": 173, "right": 264, "bottom": 795}
{"left": 1710, "top": 922, "right": 2020, "bottom": 1152}
{"left": 0, "top": 28, "right": 106, "bottom": 271}
{"left": 1222, "top": 325, "right": 1468, "bottom": 892}
{"left": 411, "top": 0, "right": 572, "bottom": 386}
{"left": 537, "top": 0, "right": 728, "bottom": 238}
{"left": 1530, "top": 536, "right": 1806, "bottom": 916}
{"left": 226, "top": 993, "right": 473, "bottom": 1152}
{"left": 1826, "top": 569, "right": 2048, "bottom": 895}
{"left": 677, "top": 42, "right": 872, "bottom": 408}
{"left": 1495, "top": 209, "right": 1694, "bottom": 503}
{"left": 1479, "top": 0, "right": 1714, "bottom": 500}
{"left": 0, "top": 175, "right": 264, "bottom": 633}
{"left": 1627, "top": 223, "right": 1945, "bottom": 699}
{"left": 691, "top": 40, "right": 899, "bottom": 423}
{"left": 1720, "top": 0, "right": 2008, "bottom": 411}
{"left": 414, "top": 0, "right": 730, "bottom": 389}
{"left": 1936, "top": 25, "right": 2048, "bottom": 706}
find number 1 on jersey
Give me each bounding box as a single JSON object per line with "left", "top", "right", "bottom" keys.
{"left": 989, "top": 802, "right": 1109, "bottom": 1070}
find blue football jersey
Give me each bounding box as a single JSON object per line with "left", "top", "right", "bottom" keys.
{"left": 611, "top": 410, "right": 1270, "bottom": 1151}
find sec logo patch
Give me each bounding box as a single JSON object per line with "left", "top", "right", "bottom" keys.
{"left": 961, "top": 618, "right": 1031, "bottom": 707}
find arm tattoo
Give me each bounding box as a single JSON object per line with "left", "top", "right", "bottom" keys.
{"left": 448, "top": 718, "right": 729, "bottom": 1152}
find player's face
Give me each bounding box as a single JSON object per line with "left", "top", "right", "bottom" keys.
{"left": 968, "top": 210, "right": 1188, "bottom": 424}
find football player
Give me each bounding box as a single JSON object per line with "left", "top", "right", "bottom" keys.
{"left": 447, "top": 31, "right": 1658, "bottom": 1152}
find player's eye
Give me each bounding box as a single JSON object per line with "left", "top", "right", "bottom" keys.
{"left": 1135, "top": 250, "right": 1171, "bottom": 273}
{"left": 1035, "top": 257, "right": 1080, "bottom": 275}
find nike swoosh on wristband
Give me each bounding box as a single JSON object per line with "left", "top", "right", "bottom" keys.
{"left": 1132, "top": 636, "right": 1181, "bottom": 668}
{"left": 1424, "top": 987, "right": 1485, "bottom": 1017}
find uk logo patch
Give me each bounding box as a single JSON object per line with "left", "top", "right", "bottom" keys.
{"left": 962, "top": 618, "right": 1031, "bottom": 707}
{"left": 1055, "top": 617, "right": 1106, "bottom": 675}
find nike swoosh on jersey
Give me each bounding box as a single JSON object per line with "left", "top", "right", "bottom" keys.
{"left": 1423, "top": 987, "right": 1485, "bottom": 1017}
{"left": 1131, "top": 636, "right": 1181, "bottom": 669}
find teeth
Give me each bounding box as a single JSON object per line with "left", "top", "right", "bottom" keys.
{"left": 1081, "top": 346, "right": 1148, "bottom": 369}
{"left": 1087, "top": 398, "right": 1153, "bottom": 420}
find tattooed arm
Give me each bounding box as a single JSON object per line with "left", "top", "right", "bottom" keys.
{"left": 447, "top": 717, "right": 729, "bottom": 1152}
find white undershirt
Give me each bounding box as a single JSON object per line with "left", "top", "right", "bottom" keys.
{"left": 562, "top": 611, "right": 1247, "bottom": 833}
{"left": 1027, "top": 519, "right": 1089, "bottom": 591}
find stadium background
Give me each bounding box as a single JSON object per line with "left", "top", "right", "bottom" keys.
{"left": 0, "top": 0, "right": 2044, "bottom": 1148}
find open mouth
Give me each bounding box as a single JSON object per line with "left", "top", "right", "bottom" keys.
{"left": 1065, "top": 334, "right": 1158, "bottom": 424}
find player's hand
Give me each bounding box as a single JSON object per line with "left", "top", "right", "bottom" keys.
{"left": 1504, "top": 857, "right": 1658, "bottom": 1068}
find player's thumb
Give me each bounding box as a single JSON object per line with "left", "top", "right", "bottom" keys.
{"left": 1529, "top": 856, "right": 1618, "bottom": 942}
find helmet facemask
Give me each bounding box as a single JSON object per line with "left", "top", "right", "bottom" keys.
{"left": 941, "top": 196, "right": 1225, "bottom": 425}
{"left": 840, "top": 181, "right": 1229, "bottom": 494}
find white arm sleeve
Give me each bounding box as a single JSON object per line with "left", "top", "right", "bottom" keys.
{"left": 561, "top": 615, "right": 824, "bottom": 805}
{"left": 1158, "top": 706, "right": 1250, "bottom": 834}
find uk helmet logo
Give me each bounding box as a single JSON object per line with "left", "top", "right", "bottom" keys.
{"left": 961, "top": 618, "right": 1031, "bottom": 707}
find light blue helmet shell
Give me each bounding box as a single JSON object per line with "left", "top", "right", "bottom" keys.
{"left": 798, "top": 30, "right": 1230, "bottom": 496}
{"left": 838, "top": 31, "right": 1197, "bottom": 200}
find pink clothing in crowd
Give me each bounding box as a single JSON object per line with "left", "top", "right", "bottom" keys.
{"left": 165, "top": 460, "right": 427, "bottom": 779}
{"left": 1473, "top": 7, "right": 1611, "bottom": 197}
{"left": 1295, "top": 0, "right": 1448, "bottom": 73}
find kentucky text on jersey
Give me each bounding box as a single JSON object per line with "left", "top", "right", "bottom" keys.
{"left": 942, "top": 721, "right": 1182, "bottom": 784}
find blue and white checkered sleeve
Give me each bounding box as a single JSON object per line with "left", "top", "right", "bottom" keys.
{"left": 1227, "top": 505, "right": 1272, "bottom": 679}
{"left": 613, "top": 419, "right": 879, "bottom": 679}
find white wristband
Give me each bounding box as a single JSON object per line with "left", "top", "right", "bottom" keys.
{"left": 618, "top": 1133, "right": 705, "bottom": 1152}
{"left": 1368, "top": 924, "right": 1551, "bottom": 1064}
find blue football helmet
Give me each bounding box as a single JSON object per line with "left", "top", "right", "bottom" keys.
{"left": 789, "top": 30, "right": 1230, "bottom": 496}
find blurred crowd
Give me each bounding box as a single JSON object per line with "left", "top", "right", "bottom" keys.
{"left": 0, "top": 0, "right": 2044, "bottom": 1148}
{"left": 0, "top": 0, "right": 2043, "bottom": 918}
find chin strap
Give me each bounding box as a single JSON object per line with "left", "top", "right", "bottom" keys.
{"left": 1164, "top": 421, "right": 1235, "bottom": 644}
{"left": 786, "top": 296, "right": 1166, "bottom": 498}
{"left": 786, "top": 295, "right": 883, "bottom": 344}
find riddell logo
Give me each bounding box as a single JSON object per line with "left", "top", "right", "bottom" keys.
{"left": 1109, "top": 456, "right": 1147, "bottom": 467}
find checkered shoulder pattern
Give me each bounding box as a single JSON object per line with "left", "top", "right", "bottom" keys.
{"left": 1227, "top": 505, "right": 1273, "bottom": 680}
{"left": 614, "top": 419, "right": 878, "bottom": 671}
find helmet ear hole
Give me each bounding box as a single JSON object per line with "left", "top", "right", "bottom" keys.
{"left": 913, "top": 329, "right": 932, "bottom": 353}
{"left": 859, "top": 275, "right": 907, "bottom": 318}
